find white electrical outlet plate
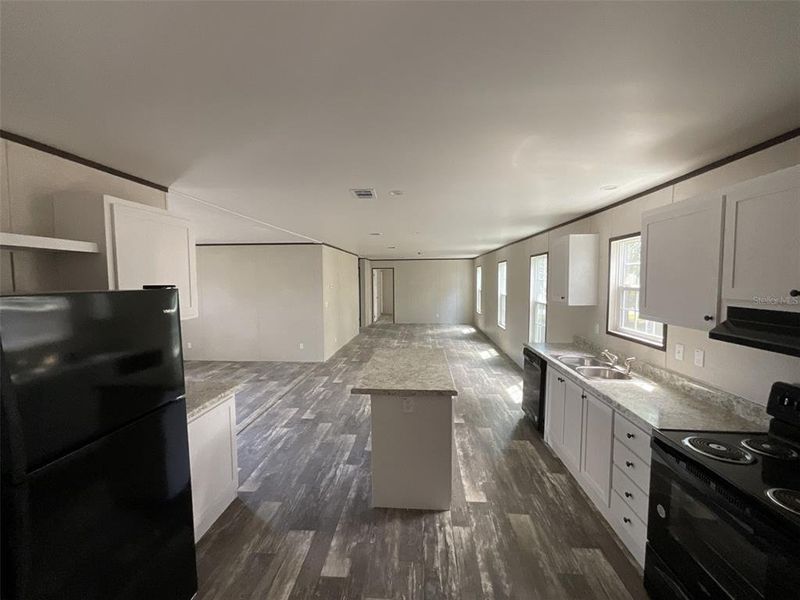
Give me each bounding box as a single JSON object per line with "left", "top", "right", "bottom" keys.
{"left": 402, "top": 398, "right": 414, "bottom": 413}
{"left": 674, "top": 343, "right": 684, "bottom": 361}
{"left": 594, "top": 323, "right": 600, "bottom": 334}
{"left": 694, "top": 349, "right": 705, "bottom": 367}
{"left": 186, "top": 342, "right": 192, "bottom": 349}
{"left": 299, "top": 342, "right": 304, "bottom": 350}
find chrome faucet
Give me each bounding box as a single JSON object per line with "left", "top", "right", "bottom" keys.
{"left": 601, "top": 349, "right": 619, "bottom": 366}
{"left": 623, "top": 357, "right": 636, "bottom": 375}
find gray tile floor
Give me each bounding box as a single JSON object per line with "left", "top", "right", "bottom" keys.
{"left": 189, "top": 324, "right": 648, "bottom": 600}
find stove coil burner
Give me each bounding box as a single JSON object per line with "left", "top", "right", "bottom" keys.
{"left": 766, "top": 488, "right": 800, "bottom": 516}
{"left": 681, "top": 436, "right": 756, "bottom": 464}
{"left": 741, "top": 438, "right": 800, "bottom": 460}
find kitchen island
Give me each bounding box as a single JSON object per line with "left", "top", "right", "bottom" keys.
{"left": 352, "top": 347, "right": 457, "bottom": 510}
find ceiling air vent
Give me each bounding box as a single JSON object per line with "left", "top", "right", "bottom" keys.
{"left": 351, "top": 188, "right": 377, "bottom": 200}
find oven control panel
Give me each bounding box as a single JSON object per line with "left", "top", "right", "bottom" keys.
{"left": 768, "top": 382, "right": 800, "bottom": 424}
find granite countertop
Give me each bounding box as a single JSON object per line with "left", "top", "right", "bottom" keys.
{"left": 351, "top": 347, "right": 458, "bottom": 396}
{"left": 525, "top": 342, "right": 769, "bottom": 434}
{"left": 185, "top": 379, "right": 239, "bottom": 421}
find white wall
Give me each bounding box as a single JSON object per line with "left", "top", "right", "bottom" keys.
{"left": 381, "top": 269, "right": 394, "bottom": 315}
{"left": 322, "top": 245, "right": 360, "bottom": 360}
{"left": 182, "top": 244, "right": 326, "bottom": 362}
{"left": 0, "top": 139, "right": 166, "bottom": 293}
{"left": 475, "top": 137, "right": 800, "bottom": 405}
{"left": 358, "top": 258, "right": 371, "bottom": 327}
{"left": 367, "top": 260, "right": 473, "bottom": 324}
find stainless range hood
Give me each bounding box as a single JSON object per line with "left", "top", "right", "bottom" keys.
{"left": 709, "top": 306, "right": 800, "bottom": 357}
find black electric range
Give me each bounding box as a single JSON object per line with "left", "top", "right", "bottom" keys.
{"left": 645, "top": 381, "right": 800, "bottom": 600}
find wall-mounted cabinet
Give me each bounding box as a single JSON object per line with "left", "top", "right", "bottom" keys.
{"left": 721, "top": 165, "right": 799, "bottom": 310}
{"left": 548, "top": 234, "right": 598, "bottom": 306}
{"left": 639, "top": 193, "right": 725, "bottom": 330}
{"left": 640, "top": 164, "right": 800, "bottom": 332}
{"left": 54, "top": 194, "right": 198, "bottom": 319}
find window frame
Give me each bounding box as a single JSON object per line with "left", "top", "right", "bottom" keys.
{"left": 497, "top": 260, "right": 508, "bottom": 329}
{"left": 527, "top": 252, "right": 548, "bottom": 345}
{"left": 606, "top": 232, "right": 667, "bottom": 351}
{"left": 476, "top": 265, "right": 483, "bottom": 314}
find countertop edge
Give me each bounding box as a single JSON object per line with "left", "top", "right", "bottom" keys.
{"left": 351, "top": 386, "right": 458, "bottom": 397}
{"left": 186, "top": 384, "right": 239, "bottom": 422}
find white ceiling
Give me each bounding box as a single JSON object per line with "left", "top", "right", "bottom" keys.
{"left": 2, "top": 1, "right": 798, "bottom": 258}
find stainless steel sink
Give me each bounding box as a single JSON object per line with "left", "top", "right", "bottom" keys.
{"left": 557, "top": 355, "right": 612, "bottom": 368}
{"left": 575, "top": 366, "right": 632, "bottom": 380}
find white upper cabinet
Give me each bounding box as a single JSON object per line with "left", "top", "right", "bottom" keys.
{"left": 721, "top": 165, "right": 800, "bottom": 310}
{"left": 639, "top": 193, "right": 725, "bottom": 330}
{"left": 548, "top": 234, "right": 598, "bottom": 306}
{"left": 54, "top": 194, "right": 199, "bottom": 319}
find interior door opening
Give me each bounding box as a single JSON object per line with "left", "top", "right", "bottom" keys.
{"left": 371, "top": 268, "right": 395, "bottom": 324}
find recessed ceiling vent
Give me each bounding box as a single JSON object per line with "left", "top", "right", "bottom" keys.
{"left": 351, "top": 188, "right": 376, "bottom": 200}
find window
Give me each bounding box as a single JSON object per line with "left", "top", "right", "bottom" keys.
{"left": 528, "top": 254, "right": 547, "bottom": 344}
{"left": 476, "top": 266, "right": 482, "bottom": 314}
{"left": 497, "top": 261, "right": 507, "bottom": 329}
{"left": 607, "top": 234, "right": 665, "bottom": 348}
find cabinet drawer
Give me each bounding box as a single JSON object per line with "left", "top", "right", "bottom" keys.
{"left": 614, "top": 412, "right": 651, "bottom": 463}
{"left": 614, "top": 439, "right": 651, "bottom": 494}
{"left": 610, "top": 491, "right": 647, "bottom": 565}
{"left": 613, "top": 466, "right": 649, "bottom": 523}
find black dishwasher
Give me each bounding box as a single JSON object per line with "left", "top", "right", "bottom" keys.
{"left": 522, "top": 347, "right": 547, "bottom": 433}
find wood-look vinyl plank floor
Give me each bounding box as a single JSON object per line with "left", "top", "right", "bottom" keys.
{"left": 189, "top": 324, "right": 649, "bottom": 600}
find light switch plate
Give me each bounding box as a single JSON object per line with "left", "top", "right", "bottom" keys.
{"left": 674, "top": 343, "right": 684, "bottom": 361}
{"left": 694, "top": 349, "right": 705, "bottom": 367}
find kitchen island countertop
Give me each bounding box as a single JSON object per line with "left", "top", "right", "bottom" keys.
{"left": 351, "top": 347, "right": 457, "bottom": 396}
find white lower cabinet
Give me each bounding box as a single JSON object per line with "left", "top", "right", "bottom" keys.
{"left": 187, "top": 395, "right": 238, "bottom": 541}
{"left": 580, "top": 392, "right": 613, "bottom": 508}
{"left": 544, "top": 366, "right": 652, "bottom": 567}
{"left": 610, "top": 491, "right": 647, "bottom": 566}
{"left": 545, "top": 368, "right": 567, "bottom": 449}
{"left": 561, "top": 379, "right": 584, "bottom": 474}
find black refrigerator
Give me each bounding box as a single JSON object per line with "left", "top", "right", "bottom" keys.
{"left": 0, "top": 289, "right": 198, "bottom": 600}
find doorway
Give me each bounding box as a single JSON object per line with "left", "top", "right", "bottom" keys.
{"left": 371, "top": 268, "right": 395, "bottom": 324}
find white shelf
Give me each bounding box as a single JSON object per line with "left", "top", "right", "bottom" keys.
{"left": 0, "top": 232, "right": 99, "bottom": 254}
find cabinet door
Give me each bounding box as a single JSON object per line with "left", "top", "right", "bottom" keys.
{"left": 548, "top": 236, "right": 569, "bottom": 304}
{"left": 188, "top": 396, "right": 238, "bottom": 540}
{"left": 722, "top": 165, "right": 800, "bottom": 307}
{"left": 545, "top": 368, "right": 565, "bottom": 450}
{"left": 640, "top": 193, "right": 725, "bottom": 330}
{"left": 580, "top": 393, "right": 614, "bottom": 508}
{"left": 111, "top": 202, "right": 199, "bottom": 319}
{"left": 561, "top": 379, "right": 584, "bottom": 473}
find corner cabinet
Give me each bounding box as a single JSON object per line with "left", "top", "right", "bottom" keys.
{"left": 639, "top": 193, "right": 725, "bottom": 330}
{"left": 54, "top": 194, "right": 199, "bottom": 319}
{"left": 548, "top": 234, "right": 599, "bottom": 306}
{"left": 721, "top": 165, "right": 800, "bottom": 310}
